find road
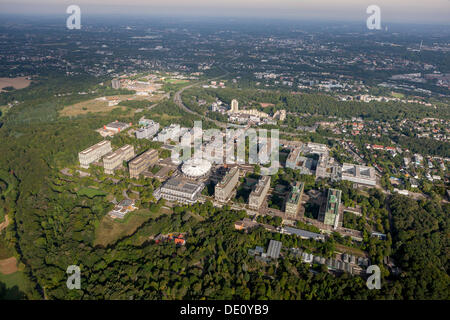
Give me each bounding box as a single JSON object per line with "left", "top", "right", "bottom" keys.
{"left": 173, "top": 63, "right": 236, "bottom": 129}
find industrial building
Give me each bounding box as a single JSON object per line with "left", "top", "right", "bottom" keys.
{"left": 285, "top": 181, "right": 304, "bottom": 217}
{"left": 103, "top": 144, "right": 135, "bottom": 174}
{"left": 154, "top": 177, "right": 204, "bottom": 204}
{"left": 322, "top": 188, "right": 342, "bottom": 228}
{"left": 215, "top": 167, "right": 240, "bottom": 202}
{"left": 249, "top": 176, "right": 271, "bottom": 210}
{"left": 341, "top": 163, "right": 376, "bottom": 186}
{"left": 78, "top": 140, "right": 112, "bottom": 169}
{"left": 129, "top": 149, "right": 158, "bottom": 179}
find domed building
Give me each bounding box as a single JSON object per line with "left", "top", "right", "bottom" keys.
{"left": 181, "top": 158, "right": 212, "bottom": 179}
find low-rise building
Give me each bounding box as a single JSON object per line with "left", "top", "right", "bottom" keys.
{"left": 154, "top": 177, "right": 204, "bottom": 204}
{"left": 215, "top": 167, "right": 240, "bottom": 202}
{"left": 104, "top": 121, "right": 130, "bottom": 134}
{"left": 129, "top": 149, "right": 158, "bottom": 178}
{"left": 103, "top": 144, "right": 135, "bottom": 174}
{"left": 341, "top": 163, "right": 376, "bottom": 186}
{"left": 249, "top": 176, "right": 271, "bottom": 210}
{"left": 78, "top": 140, "right": 112, "bottom": 168}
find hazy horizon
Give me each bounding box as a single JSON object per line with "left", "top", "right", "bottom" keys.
{"left": 1, "top": 0, "right": 449, "bottom": 25}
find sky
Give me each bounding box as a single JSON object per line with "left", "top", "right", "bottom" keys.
{"left": 1, "top": 0, "right": 449, "bottom": 24}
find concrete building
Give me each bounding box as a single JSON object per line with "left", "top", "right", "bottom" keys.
{"left": 154, "top": 177, "right": 204, "bottom": 204}
{"left": 230, "top": 99, "right": 239, "bottom": 113}
{"left": 285, "top": 181, "right": 304, "bottom": 217}
{"left": 283, "top": 226, "right": 325, "bottom": 241}
{"left": 286, "top": 147, "right": 301, "bottom": 169}
{"left": 215, "top": 167, "right": 240, "bottom": 202}
{"left": 129, "top": 149, "right": 158, "bottom": 179}
{"left": 135, "top": 119, "right": 159, "bottom": 140}
{"left": 156, "top": 124, "right": 181, "bottom": 143}
{"left": 341, "top": 163, "right": 376, "bottom": 186}
{"left": 111, "top": 79, "right": 121, "bottom": 89}
{"left": 78, "top": 140, "right": 112, "bottom": 169}
{"left": 322, "top": 188, "right": 342, "bottom": 228}
{"left": 103, "top": 144, "right": 135, "bottom": 175}
{"left": 104, "top": 121, "right": 130, "bottom": 134}
{"left": 267, "top": 240, "right": 282, "bottom": 259}
{"left": 249, "top": 176, "right": 271, "bottom": 210}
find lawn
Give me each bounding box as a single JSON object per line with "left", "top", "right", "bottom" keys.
{"left": 94, "top": 208, "right": 168, "bottom": 247}
{"left": 77, "top": 187, "right": 107, "bottom": 198}
{"left": 391, "top": 92, "right": 405, "bottom": 99}
{"left": 0, "top": 271, "right": 31, "bottom": 299}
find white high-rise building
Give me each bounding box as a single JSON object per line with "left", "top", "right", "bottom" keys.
{"left": 230, "top": 99, "right": 239, "bottom": 113}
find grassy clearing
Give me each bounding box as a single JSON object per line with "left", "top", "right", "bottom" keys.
{"left": 59, "top": 98, "right": 128, "bottom": 117}
{"left": 391, "top": 92, "right": 405, "bottom": 99}
{"left": 94, "top": 208, "right": 168, "bottom": 247}
{"left": 165, "top": 79, "right": 189, "bottom": 84}
{"left": 335, "top": 243, "right": 367, "bottom": 257}
{"left": 0, "top": 271, "right": 31, "bottom": 299}
{"left": 76, "top": 187, "right": 107, "bottom": 198}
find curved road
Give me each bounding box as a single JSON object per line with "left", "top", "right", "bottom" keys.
{"left": 173, "top": 66, "right": 233, "bottom": 129}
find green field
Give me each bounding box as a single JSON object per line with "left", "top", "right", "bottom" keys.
{"left": 0, "top": 271, "right": 30, "bottom": 299}
{"left": 76, "top": 187, "right": 107, "bottom": 198}
{"left": 94, "top": 208, "right": 169, "bottom": 247}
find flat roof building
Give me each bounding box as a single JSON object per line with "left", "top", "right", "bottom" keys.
{"left": 283, "top": 226, "right": 325, "bottom": 241}
{"left": 322, "top": 188, "right": 342, "bottom": 228}
{"left": 78, "top": 140, "right": 112, "bottom": 169}
{"left": 103, "top": 144, "right": 135, "bottom": 175}
{"left": 267, "top": 240, "right": 282, "bottom": 259}
{"left": 129, "top": 149, "right": 158, "bottom": 179}
{"left": 136, "top": 119, "right": 159, "bottom": 140}
{"left": 249, "top": 176, "right": 271, "bottom": 210}
{"left": 285, "top": 181, "right": 304, "bottom": 217}
{"left": 341, "top": 163, "right": 376, "bottom": 186}
{"left": 215, "top": 167, "right": 240, "bottom": 202}
{"left": 154, "top": 177, "right": 204, "bottom": 204}
{"left": 104, "top": 121, "right": 130, "bottom": 134}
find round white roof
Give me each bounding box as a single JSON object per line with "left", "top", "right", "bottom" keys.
{"left": 181, "top": 158, "right": 212, "bottom": 177}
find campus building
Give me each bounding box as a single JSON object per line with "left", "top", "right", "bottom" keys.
{"left": 285, "top": 181, "right": 304, "bottom": 217}
{"left": 215, "top": 167, "right": 240, "bottom": 202}
{"left": 135, "top": 119, "right": 159, "bottom": 139}
{"left": 129, "top": 149, "right": 158, "bottom": 178}
{"left": 249, "top": 176, "right": 271, "bottom": 210}
{"left": 111, "top": 79, "right": 121, "bottom": 89}
{"left": 104, "top": 121, "right": 130, "bottom": 134}
{"left": 103, "top": 144, "right": 135, "bottom": 174}
{"left": 341, "top": 163, "right": 376, "bottom": 186}
{"left": 322, "top": 188, "right": 342, "bottom": 228}
{"left": 78, "top": 140, "right": 112, "bottom": 169}
{"left": 154, "top": 177, "right": 204, "bottom": 204}
{"left": 230, "top": 99, "right": 239, "bottom": 113}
